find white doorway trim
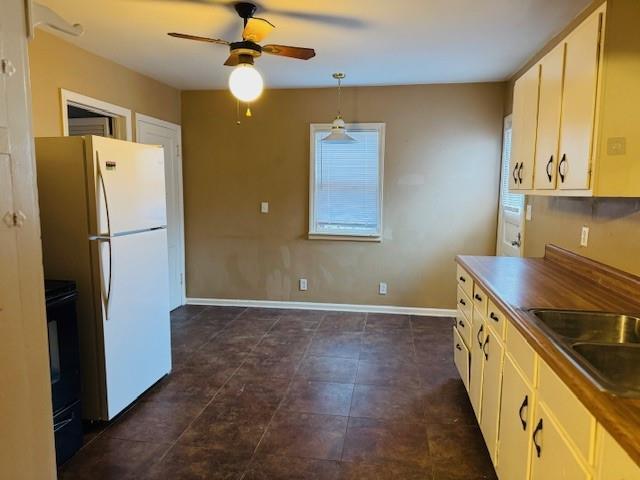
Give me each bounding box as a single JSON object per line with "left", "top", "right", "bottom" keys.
{"left": 60, "top": 89, "right": 133, "bottom": 140}
{"left": 135, "top": 113, "right": 186, "bottom": 307}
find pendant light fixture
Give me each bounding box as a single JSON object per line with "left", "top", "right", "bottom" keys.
{"left": 322, "top": 73, "right": 356, "bottom": 143}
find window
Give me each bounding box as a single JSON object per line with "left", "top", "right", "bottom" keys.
{"left": 309, "top": 123, "right": 385, "bottom": 240}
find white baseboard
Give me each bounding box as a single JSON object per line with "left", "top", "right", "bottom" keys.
{"left": 186, "top": 297, "right": 455, "bottom": 317}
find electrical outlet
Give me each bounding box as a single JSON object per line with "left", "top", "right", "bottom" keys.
{"left": 261, "top": 202, "right": 269, "bottom": 213}
{"left": 526, "top": 204, "right": 532, "bottom": 221}
{"left": 580, "top": 226, "right": 589, "bottom": 247}
{"left": 299, "top": 278, "right": 308, "bottom": 291}
{"left": 379, "top": 282, "right": 388, "bottom": 295}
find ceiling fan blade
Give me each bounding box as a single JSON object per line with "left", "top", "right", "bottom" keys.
{"left": 242, "top": 17, "right": 275, "bottom": 43}
{"left": 262, "top": 44, "right": 316, "bottom": 60}
{"left": 224, "top": 54, "right": 240, "bottom": 66}
{"left": 167, "top": 32, "right": 230, "bottom": 46}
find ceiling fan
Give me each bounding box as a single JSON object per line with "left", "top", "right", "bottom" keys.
{"left": 168, "top": 1, "right": 316, "bottom": 103}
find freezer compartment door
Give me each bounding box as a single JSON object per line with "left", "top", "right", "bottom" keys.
{"left": 89, "top": 136, "right": 167, "bottom": 235}
{"left": 99, "top": 229, "right": 171, "bottom": 419}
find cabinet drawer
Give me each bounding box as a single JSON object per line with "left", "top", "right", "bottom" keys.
{"left": 506, "top": 321, "right": 538, "bottom": 386}
{"left": 456, "top": 264, "right": 473, "bottom": 298}
{"left": 538, "top": 360, "right": 596, "bottom": 464}
{"left": 472, "top": 284, "right": 488, "bottom": 316}
{"left": 453, "top": 326, "right": 470, "bottom": 393}
{"left": 486, "top": 299, "right": 506, "bottom": 340}
{"left": 455, "top": 310, "right": 472, "bottom": 348}
{"left": 457, "top": 285, "right": 472, "bottom": 321}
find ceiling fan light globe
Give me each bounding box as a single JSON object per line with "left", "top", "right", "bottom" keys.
{"left": 228, "top": 64, "right": 264, "bottom": 102}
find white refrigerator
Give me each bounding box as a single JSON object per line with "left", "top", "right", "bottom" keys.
{"left": 36, "top": 135, "right": 172, "bottom": 420}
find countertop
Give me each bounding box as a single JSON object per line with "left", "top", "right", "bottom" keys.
{"left": 456, "top": 251, "right": 640, "bottom": 466}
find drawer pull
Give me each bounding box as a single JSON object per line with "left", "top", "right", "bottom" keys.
{"left": 474, "top": 293, "right": 483, "bottom": 302}
{"left": 476, "top": 325, "right": 484, "bottom": 348}
{"left": 459, "top": 298, "right": 466, "bottom": 306}
{"left": 532, "top": 418, "right": 543, "bottom": 458}
{"left": 459, "top": 276, "right": 466, "bottom": 283}
{"left": 489, "top": 312, "right": 499, "bottom": 322}
{"left": 455, "top": 343, "right": 462, "bottom": 351}
{"left": 458, "top": 319, "right": 465, "bottom": 328}
{"left": 482, "top": 335, "right": 490, "bottom": 360}
{"left": 518, "top": 395, "right": 529, "bottom": 431}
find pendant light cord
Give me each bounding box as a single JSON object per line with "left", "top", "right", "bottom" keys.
{"left": 337, "top": 76, "right": 342, "bottom": 117}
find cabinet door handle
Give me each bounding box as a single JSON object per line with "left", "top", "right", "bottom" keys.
{"left": 518, "top": 163, "right": 524, "bottom": 184}
{"left": 476, "top": 325, "right": 484, "bottom": 348}
{"left": 455, "top": 343, "right": 462, "bottom": 351}
{"left": 482, "top": 334, "right": 490, "bottom": 360}
{"left": 546, "top": 155, "right": 554, "bottom": 182}
{"left": 489, "top": 312, "right": 499, "bottom": 322}
{"left": 558, "top": 154, "right": 567, "bottom": 183}
{"left": 459, "top": 298, "right": 466, "bottom": 306}
{"left": 458, "top": 319, "right": 465, "bottom": 328}
{"left": 474, "top": 293, "right": 482, "bottom": 302}
{"left": 518, "top": 395, "right": 529, "bottom": 431}
{"left": 513, "top": 162, "right": 519, "bottom": 184}
{"left": 532, "top": 418, "right": 543, "bottom": 458}
{"left": 459, "top": 276, "right": 466, "bottom": 283}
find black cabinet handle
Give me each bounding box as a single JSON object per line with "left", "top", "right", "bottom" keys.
{"left": 518, "top": 395, "right": 529, "bottom": 431}
{"left": 489, "top": 312, "right": 499, "bottom": 322}
{"left": 459, "top": 298, "right": 466, "bottom": 306}
{"left": 474, "top": 294, "right": 482, "bottom": 302}
{"left": 558, "top": 154, "right": 567, "bottom": 183}
{"left": 476, "top": 325, "right": 484, "bottom": 348}
{"left": 512, "top": 162, "right": 519, "bottom": 184}
{"left": 458, "top": 319, "right": 465, "bottom": 328}
{"left": 518, "top": 163, "right": 524, "bottom": 184}
{"left": 533, "top": 418, "right": 543, "bottom": 458}
{"left": 455, "top": 343, "right": 462, "bottom": 351}
{"left": 546, "top": 155, "right": 554, "bottom": 182}
{"left": 482, "top": 335, "right": 490, "bottom": 360}
{"left": 459, "top": 276, "right": 466, "bottom": 283}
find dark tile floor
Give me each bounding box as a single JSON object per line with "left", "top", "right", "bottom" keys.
{"left": 60, "top": 306, "right": 496, "bottom": 480}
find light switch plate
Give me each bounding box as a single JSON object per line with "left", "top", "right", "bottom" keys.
{"left": 526, "top": 204, "right": 532, "bottom": 221}
{"left": 580, "top": 226, "right": 589, "bottom": 247}
{"left": 379, "top": 282, "right": 388, "bottom": 295}
{"left": 260, "top": 202, "right": 269, "bottom": 214}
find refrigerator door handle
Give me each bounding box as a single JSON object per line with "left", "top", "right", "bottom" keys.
{"left": 96, "top": 153, "right": 112, "bottom": 237}
{"left": 93, "top": 237, "right": 112, "bottom": 320}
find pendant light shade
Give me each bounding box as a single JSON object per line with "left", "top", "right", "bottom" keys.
{"left": 322, "top": 73, "right": 356, "bottom": 143}
{"left": 229, "top": 63, "right": 264, "bottom": 102}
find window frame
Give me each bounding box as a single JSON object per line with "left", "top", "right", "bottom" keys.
{"left": 308, "top": 122, "right": 385, "bottom": 241}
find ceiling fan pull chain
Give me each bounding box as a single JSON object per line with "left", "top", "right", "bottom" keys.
{"left": 236, "top": 99, "right": 241, "bottom": 125}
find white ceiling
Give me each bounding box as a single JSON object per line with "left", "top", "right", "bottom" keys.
{"left": 39, "top": 0, "right": 592, "bottom": 90}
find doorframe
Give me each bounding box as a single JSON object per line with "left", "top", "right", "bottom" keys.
{"left": 60, "top": 89, "right": 133, "bottom": 140}
{"left": 135, "top": 113, "right": 186, "bottom": 306}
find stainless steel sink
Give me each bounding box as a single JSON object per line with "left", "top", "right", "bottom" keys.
{"left": 529, "top": 309, "right": 640, "bottom": 397}
{"left": 530, "top": 309, "right": 640, "bottom": 344}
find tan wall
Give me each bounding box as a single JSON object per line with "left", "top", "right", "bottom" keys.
{"left": 28, "top": 31, "right": 181, "bottom": 137}
{"left": 504, "top": 0, "right": 640, "bottom": 276}
{"left": 182, "top": 83, "right": 506, "bottom": 309}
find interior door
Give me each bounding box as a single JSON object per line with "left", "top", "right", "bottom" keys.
{"left": 136, "top": 116, "right": 184, "bottom": 310}
{"left": 496, "top": 116, "right": 525, "bottom": 257}
{"left": 557, "top": 9, "right": 603, "bottom": 190}
{"left": 90, "top": 136, "right": 167, "bottom": 235}
{"left": 534, "top": 43, "right": 565, "bottom": 190}
{"left": 100, "top": 229, "right": 171, "bottom": 419}
{"left": 511, "top": 64, "right": 540, "bottom": 191}
{"left": 497, "top": 355, "right": 534, "bottom": 480}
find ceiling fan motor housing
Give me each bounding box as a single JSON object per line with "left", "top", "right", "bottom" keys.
{"left": 229, "top": 41, "right": 262, "bottom": 63}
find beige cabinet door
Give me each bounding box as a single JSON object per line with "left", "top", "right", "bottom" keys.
{"left": 534, "top": 43, "right": 565, "bottom": 190}
{"left": 511, "top": 64, "right": 541, "bottom": 191}
{"left": 596, "top": 427, "right": 640, "bottom": 480}
{"left": 497, "top": 355, "right": 534, "bottom": 480}
{"left": 469, "top": 316, "right": 486, "bottom": 421}
{"left": 479, "top": 328, "right": 505, "bottom": 465}
{"left": 530, "top": 402, "right": 591, "bottom": 480}
{"left": 557, "top": 9, "right": 604, "bottom": 190}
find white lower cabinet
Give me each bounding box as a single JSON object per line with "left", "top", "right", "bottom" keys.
{"left": 453, "top": 326, "right": 470, "bottom": 392}
{"left": 480, "top": 326, "right": 505, "bottom": 464}
{"left": 469, "top": 313, "right": 486, "bottom": 420}
{"left": 497, "top": 355, "right": 534, "bottom": 480}
{"left": 530, "top": 402, "right": 591, "bottom": 480}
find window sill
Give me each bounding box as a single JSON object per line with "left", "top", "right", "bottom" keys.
{"left": 307, "top": 233, "right": 382, "bottom": 243}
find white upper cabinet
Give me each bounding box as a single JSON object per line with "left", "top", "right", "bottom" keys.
{"left": 533, "top": 43, "right": 565, "bottom": 190}
{"left": 510, "top": 64, "right": 540, "bottom": 191}
{"left": 557, "top": 9, "right": 603, "bottom": 190}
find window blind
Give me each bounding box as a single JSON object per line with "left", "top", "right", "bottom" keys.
{"left": 500, "top": 125, "right": 524, "bottom": 212}
{"left": 312, "top": 128, "right": 381, "bottom": 236}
